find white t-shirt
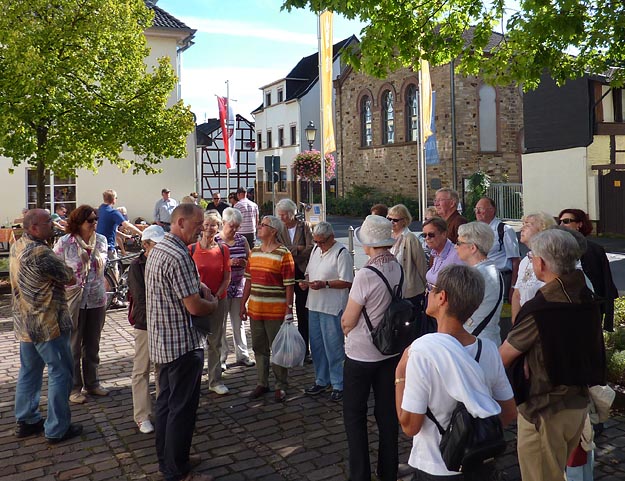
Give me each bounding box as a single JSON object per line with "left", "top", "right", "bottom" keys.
{"left": 514, "top": 254, "right": 544, "bottom": 306}
{"left": 402, "top": 337, "right": 513, "bottom": 476}
{"left": 486, "top": 218, "right": 520, "bottom": 272}
{"left": 305, "top": 242, "right": 354, "bottom": 315}
{"left": 345, "top": 259, "right": 402, "bottom": 362}
{"left": 464, "top": 260, "right": 503, "bottom": 346}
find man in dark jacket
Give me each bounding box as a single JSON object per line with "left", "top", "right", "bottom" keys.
{"left": 127, "top": 225, "right": 165, "bottom": 434}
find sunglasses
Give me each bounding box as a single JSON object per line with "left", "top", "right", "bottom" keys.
{"left": 387, "top": 217, "right": 403, "bottom": 223}
{"left": 426, "top": 282, "right": 438, "bottom": 293}
{"left": 86, "top": 217, "right": 98, "bottom": 224}
{"left": 422, "top": 232, "right": 438, "bottom": 239}
{"left": 559, "top": 218, "right": 577, "bottom": 225}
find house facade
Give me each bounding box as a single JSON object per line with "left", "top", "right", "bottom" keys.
{"left": 522, "top": 73, "right": 625, "bottom": 234}
{"left": 335, "top": 33, "right": 524, "bottom": 208}
{"left": 252, "top": 36, "right": 357, "bottom": 208}
{"left": 0, "top": 4, "right": 197, "bottom": 224}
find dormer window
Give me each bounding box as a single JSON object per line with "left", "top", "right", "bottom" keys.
{"left": 265, "top": 91, "right": 272, "bottom": 107}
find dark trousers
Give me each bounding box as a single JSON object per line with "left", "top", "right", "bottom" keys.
{"left": 343, "top": 355, "right": 400, "bottom": 481}
{"left": 294, "top": 283, "right": 309, "bottom": 354}
{"left": 71, "top": 306, "right": 106, "bottom": 391}
{"left": 242, "top": 232, "right": 255, "bottom": 249}
{"left": 155, "top": 349, "right": 204, "bottom": 481}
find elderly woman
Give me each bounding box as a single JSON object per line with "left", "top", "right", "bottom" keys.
{"left": 341, "top": 215, "right": 403, "bottom": 481}
{"left": 190, "top": 211, "right": 231, "bottom": 395}
{"left": 511, "top": 212, "right": 556, "bottom": 323}
{"left": 558, "top": 208, "right": 618, "bottom": 331}
{"left": 216, "top": 208, "right": 254, "bottom": 369}
{"left": 395, "top": 264, "right": 516, "bottom": 480}
{"left": 456, "top": 222, "right": 504, "bottom": 345}
{"left": 388, "top": 204, "right": 427, "bottom": 311}
{"left": 127, "top": 225, "right": 165, "bottom": 434}
{"left": 241, "top": 215, "right": 295, "bottom": 403}
{"left": 53, "top": 205, "right": 109, "bottom": 404}
{"left": 423, "top": 217, "right": 463, "bottom": 285}
{"left": 275, "top": 198, "right": 314, "bottom": 361}
{"left": 300, "top": 222, "right": 354, "bottom": 402}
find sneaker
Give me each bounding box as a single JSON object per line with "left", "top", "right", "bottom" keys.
{"left": 15, "top": 419, "right": 45, "bottom": 438}
{"left": 274, "top": 389, "right": 286, "bottom": 403}
{"left": 87, "top": 386, "right": 109, "bottom": 396}
{"left": 69, "top": 391, "right": 87, "bottom": 404}
{"left": 238, "top": 358, "right": 255, "bottom": 367}
{"left": 304, "top": 384, "right": 331, "bottom": 396}
{"left": 248, "top": 385, "right": 269, "bottom": 400}
{"left": 47, "top": 423, "right": 83, "bottom": 444}
{"left": 138, "top": 419, "right": 154, "bottom": 434}
{"left": 209, "top": 384, "right": 229, "bottom": 395}
{"left": 330, "top": 389, "right": 343, "bottom": 402}
{"left": 220, "top": 363, "right": 227, "bottom": 372}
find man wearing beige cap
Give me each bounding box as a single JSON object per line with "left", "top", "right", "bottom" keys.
{"left": 154, "top": 188, "right": 178, "bottom": 232}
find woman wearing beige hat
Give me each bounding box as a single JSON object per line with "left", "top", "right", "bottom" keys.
{"left": 341, "top": 215, "right": 402, "bottom": 481}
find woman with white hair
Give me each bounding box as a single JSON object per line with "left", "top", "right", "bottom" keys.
{"left": 241, "top": 215, "right": 295, "bottom": 403}
{"left": 216, "top": 208, "right": 254, "bottom": 369}
{"left": 275, "top": 198, "right": 314, "bottom": 362}
{"left": 341, "top": 215, "right": 403, "bottom": 481}
{"left": 512, "top": 212, "right": 556, "bottom": 323}
{"left": 127, "top": 225, "right": 165, "bottom": 434}
{"left": 456, "top": 222, "right": 504, "bottom": 346}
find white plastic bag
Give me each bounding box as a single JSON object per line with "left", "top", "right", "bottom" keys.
{"left": 271, "top": 319, "right": 306, "bottom": 368}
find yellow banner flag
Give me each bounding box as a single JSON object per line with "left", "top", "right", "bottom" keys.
{"left": 320, "top": 11, "right": 336, "bottom": 153}
{"left": 420, "top": 59, "right": 433, "bottom": 143}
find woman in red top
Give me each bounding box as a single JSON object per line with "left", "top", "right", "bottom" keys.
{"left": 189, "top": 211, "right": 231, "bottom": 395}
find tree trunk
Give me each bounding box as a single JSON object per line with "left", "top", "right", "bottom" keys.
{"left": 36, "top": 126, "right": 48, "bottom": 209}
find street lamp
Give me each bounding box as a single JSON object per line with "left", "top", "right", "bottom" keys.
{"left": 305, "top": 121, "right": 317, "bottom": 150}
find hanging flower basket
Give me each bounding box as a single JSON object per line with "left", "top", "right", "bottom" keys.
{"left": 293, "top": 150, "right": 336, "bottom": 181}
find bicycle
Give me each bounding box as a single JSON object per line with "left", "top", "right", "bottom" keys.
{"left": 103, "top": 251, "right": 141, "bottom": 310}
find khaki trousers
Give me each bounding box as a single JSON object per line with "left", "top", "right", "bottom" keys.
{"left": 250, "top": 319, "right": 288, "bottom": 390}
{"left": 517, "top": 407, "right": 587, "bottom": 481}
{"left": 206, "top": 298, "right": 227, "bottom": 388}
{"left": 131, "top": 329, "right": 159, "bottom": 424}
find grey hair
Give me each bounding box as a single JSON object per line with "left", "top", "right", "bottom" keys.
{"left": 204, "top": 211, "right": 223, "bottom": 227}
{"left": 436, "top": 187, "right": 459, "bottom": 204}
{"left": 530, "top": 229, "right": 581, "bottom": 276}
{"left": 276, "top": 198, "right": 297, "bottom": 219}
{"left": 549, "top": 225, "right": 587, "bottom": 257}
{"left": 522, "top": 212, "right": 556, "bottom": 232}
{"left": 222, "top": 207, "right": 242, "bottom": 225}
{"left": 457, "top": 222, "right": 494, "bottom": 257}
{"left": 389, "top": 204, "right": 412, "bottom": 224}
{"left": 436, "top": 264, "right": 485, "bottom": 323}
{"left": 313, "top": 221, "right": 334, "bottom": 238}
{"left": 263, "top": 215, "right": 283, "bottom": 232}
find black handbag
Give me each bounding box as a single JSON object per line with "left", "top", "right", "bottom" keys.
{"left": 426, "top": 339, "right": 507, "bottom": 472}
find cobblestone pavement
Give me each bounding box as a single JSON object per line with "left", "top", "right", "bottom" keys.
{"left": 1, "top": 309, "right": 624, "bottom": 481}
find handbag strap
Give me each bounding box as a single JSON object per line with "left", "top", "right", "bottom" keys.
{"left": 471, "top": 273, "right": 504, "bottom": 337}
{"left": 361, "top": 264, "right": 404, "bottom": 333}
{"left": 425, "top": 338, "right": 482, "bottom": 434}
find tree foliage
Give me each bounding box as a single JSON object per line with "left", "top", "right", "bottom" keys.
{"left": 0, "top": 0, "right": 195, "bottom": 206}
{"left": 282, "top": 0, "right": 625, "bottom": 90}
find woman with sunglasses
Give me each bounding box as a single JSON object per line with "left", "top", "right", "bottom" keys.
{"left": 53, "top": 205, "right": 109, "bottom": 404}
{"left": 388, "top": 204, "right": 427, "bottom": 313}
{"left": 558, "top": 208, "right": 618, "bottom": 331}
{"left": 241, "top": 215, "right": 295, "bottom": 403}
{"left": 423, "top": 217, "right": 463, "bottom": 286}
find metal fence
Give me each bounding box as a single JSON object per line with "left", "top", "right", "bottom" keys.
{"left": 487, "top": 183, "right": 523, "bottom": 220}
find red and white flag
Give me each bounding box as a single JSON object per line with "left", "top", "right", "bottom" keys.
{"left": 217, "top": 96, "right": 236, "bottom": 170}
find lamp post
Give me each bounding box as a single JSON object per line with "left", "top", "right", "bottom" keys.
{"left": 304, "top": 121, "right": 317, "bottom": 204}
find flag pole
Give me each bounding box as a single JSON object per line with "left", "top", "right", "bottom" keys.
{"left": 225, "top": 79, "right": 230, "bottom": 194}
{"left": 418, "top": 68, "right": 426, "bottom": 221}
{"left": 317, "top": 12, "right": 326, "bottom": 222}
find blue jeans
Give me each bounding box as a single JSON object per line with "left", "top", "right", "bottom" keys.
{"left": 15, "top": 331, "right": 73, "bottom": 438}
{"left": 309, "top": 310, "right": 344, "bottom": 390}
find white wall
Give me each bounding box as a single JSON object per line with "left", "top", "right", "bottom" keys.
{"left": 521, "top": 147, "right": 593, "bottom": 219}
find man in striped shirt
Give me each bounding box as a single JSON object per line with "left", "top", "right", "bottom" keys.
{"left": 234, "top": 186, "right": 259, "bottom": 248}
{"left": 146, "top": 203, "right": 218, "bottom": 481}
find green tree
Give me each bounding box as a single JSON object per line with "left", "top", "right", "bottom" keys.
{"left": 0, "top": 0, "right": 195, "bottom": 207}
{"left": 282, "top": 1, "right": 625, "bottom": 90}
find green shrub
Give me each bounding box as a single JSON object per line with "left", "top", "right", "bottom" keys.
{"left": 0, "top": 258, "right": 8, "bottom": 272}
{"left": 607, "top": 350, "right": 625, "bottom": 385}
{"left": 464, "top": 171, "right": 491, "bottom": 222}
{"left": 614, "top": 296, "right": 625, "bottom": 329}
{"left": 327, "top": 185, "right": 422, "bottom": 220}
{"left": 604, "top": 327, "right": 625, "bottom": 353}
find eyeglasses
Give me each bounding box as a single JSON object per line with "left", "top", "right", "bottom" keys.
{"left": 314, "top": 238, "right": 329, "bottom": 245}
{"left": 386, "top": 217, "right": 403, "bottom": 223}
{"left": 456, "top": 240, "right": 472, "bottom": 246}
{"left": 259, "top": 223, "right": 275, "bottom": 229}
{"left": 86, "top": 217, "right": 98, "bottom": 224}
{"left": 212, "top": 197, "right": 220, "bottom": 200}
{"left": 426, "top": 282, "right": 438, "bottom": 293}
{"left": 423, "top": 232, "right": 438, "bottom": 239}
{"left": 559, "top": 218, "right": 577, "bottom": 225}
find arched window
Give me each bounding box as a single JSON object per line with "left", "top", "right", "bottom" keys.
{"left": 382, "top": 90, "right": 394, "bottom": 144}
{"left": 361, "top": 96, "right": 372, "bottom": 147}
{"left": 406, "top": 85, "right": 419, "bottom": 142}
{"left": 479, "top": 84, "right": 498, "bottom": 152}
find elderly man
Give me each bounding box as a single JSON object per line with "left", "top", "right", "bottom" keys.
{"left": 300, "top": 222, "right": 354, "bottom": 401}
{"left": 154, "top": 188, "right": 178, "bottom": 232}
{"left": 434, "top": 188, "right": 467, "bottom": 244}
{"left": 11, "top": 209, "right": 83, "bottom": 443}
{"left": 500, "top": 229, "right": 605, "bottom": 481}
{"left": 233, "top": 186, "right": 259, "bottom": 248}
{"left": 475, "top": 196, "right": 520, "bottom": 301}
{"left": 146, "top": 203, "right": 218, "bottom": 481}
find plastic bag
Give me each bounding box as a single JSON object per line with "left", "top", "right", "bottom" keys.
{"left": 271, "top": 319, "right": 306, "bottom": 368}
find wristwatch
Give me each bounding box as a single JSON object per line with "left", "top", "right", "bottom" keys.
{"left": 325, "top": 281, "right": 330, "bottom": 288}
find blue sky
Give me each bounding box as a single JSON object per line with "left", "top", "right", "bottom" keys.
{"left": 156, "top": 0, "right": 366, "bottom": 123}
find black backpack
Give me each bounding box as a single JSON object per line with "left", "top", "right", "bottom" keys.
{"left": 426, "top": 339, "right": 507, "bottom": 473}
{"left": 362, "top": 265, "right": 419, "bottom": 355}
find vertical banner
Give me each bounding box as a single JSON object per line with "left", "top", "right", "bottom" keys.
{"left": 420, "top": 59, "right": 433, "bottom": 143}
{"left": 217, "top": 96, "right": 236, "bottom": 170}
{"left": 320, "top": 10, "right": 335, "bottom": 154}
{"left": 425, "top": 92, "right": 440, "bottom": 165}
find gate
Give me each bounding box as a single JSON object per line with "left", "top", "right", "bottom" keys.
{"left": 599, "top": 170, "right": 625, "bottom": 235}
{"left": 486, "top": 183, "right": 523, "bottom": 220}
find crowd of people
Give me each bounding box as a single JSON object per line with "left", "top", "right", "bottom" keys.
{"left": 8, "top": 186, "right": 617, "bottom": 481}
